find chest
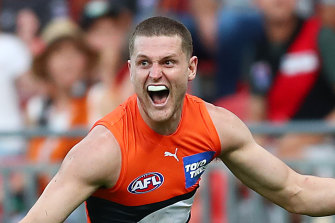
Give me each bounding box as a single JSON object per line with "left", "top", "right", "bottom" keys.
{"left": 111, "top": 134, "right": 216, "bottom": 206}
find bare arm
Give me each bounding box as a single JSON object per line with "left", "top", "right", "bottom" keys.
{"left": 207, "top": 103, "right": 335, "bottom": 216}
{"left": 20, "top": 125, "right": 121, "bottom": 223}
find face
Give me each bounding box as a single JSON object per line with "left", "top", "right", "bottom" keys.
{"left": 320, "top": 5, "right": 335, "bottom": 28}
{"left": 256, "top": 0, "right": 297, "bottom": 22}
{"left": 47, "top": 42, "right": 87, "bottom": 90}
{"left": 85, "top": 18, "right": 125, "bottom": 51}
{"left": 16, "top": 9, "right": 40, "bottom": 37}
{"left": 128, "top": 35, "right": 197, "bottom": 123}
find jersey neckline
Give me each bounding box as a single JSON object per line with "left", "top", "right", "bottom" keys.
{"left": 133, "top": 94, "right": 187, "bottom": 139}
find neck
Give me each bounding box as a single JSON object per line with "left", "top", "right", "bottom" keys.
{"left": 266, "top": 16, "right": 298, "bottom": 43}
{"left": 51, "top": 87, "right": 72, "bottom": 108}
{"left": 137, "top": 99, "right": 183, "bottom": 136}
{"left": 53, "top": 93, "right": 71, "bottom": 111}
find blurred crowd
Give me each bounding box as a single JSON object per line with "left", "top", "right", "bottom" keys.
{"left": 0, "top": 0, "right": 335, "bottom": 222}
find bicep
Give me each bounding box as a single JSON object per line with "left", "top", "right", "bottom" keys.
{"left": 221, "top": 141, "right": 293, "bottom": 195}
{"left": 221, "top": 140, "right": 306, "bottom": 211}
{"left": 209, "top": 105, "right": 299, "bottom": 206}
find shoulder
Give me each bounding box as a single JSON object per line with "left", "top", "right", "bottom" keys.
{"left": 0, "top": 33, "right": 31, "bottom": 75}
{"left": 185, "top": 95, "right": 240, "bottom": 130}
{"left": 185, "top": 94, "right": 203, "bottom": 103}
{"left": 0, "top": 33, "right": 26, "bottom": 48}
{"left": 62, "top": 125, "right": 121, "bottom": 188}
{"left": 204, "top": 102, "right": 254, "bottom": 153}
{"left": 85, "top": 125, "right": 121, "bottom": 150}
{"left": 205, "top": 101, "right": 238, "bottom": 125}
{"left": 94, "top": 95, "right": 136, "bottom": 127}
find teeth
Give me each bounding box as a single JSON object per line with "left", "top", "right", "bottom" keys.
{"left": 147, "top": 85, "right": 168, "bottom": 92}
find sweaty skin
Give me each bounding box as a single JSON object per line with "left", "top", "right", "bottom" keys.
{"left": 20, "top": 35, "right": 335, "bottom": 223}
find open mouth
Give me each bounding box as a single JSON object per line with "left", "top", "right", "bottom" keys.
{"left": 147, "top": 85, "right": 170, "bottom": 105}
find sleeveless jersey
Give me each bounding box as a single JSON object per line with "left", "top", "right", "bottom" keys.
{"left": 250, "top": 17, "right": 335, "bottom": 121}
{"left": 86, "top": 94, "right": 221, "bottom": 223}
{"left": 267, "top": 17, "right": 322, "bottom": 121}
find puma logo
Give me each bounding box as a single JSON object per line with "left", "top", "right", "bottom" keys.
{"left": 164, "top": 148, "right": 179, "bottom": 162}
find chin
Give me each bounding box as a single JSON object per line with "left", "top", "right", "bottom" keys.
{"left": 147, "top": 109, "right": 173, "bottom": 123}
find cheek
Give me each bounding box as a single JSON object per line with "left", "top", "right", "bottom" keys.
{"left": 71, "top": 56, "right": 87, "bottom": 72}
{"left": 86, "top": 33, "right": 105, "bottom": 50}
{"left": 130, "top": 73, "right": 144, "bottom": 93}
{"left": 47, "top": 57, "right": 62, "bottom": 76}
{"left": 131, "top": 68, "right": 147, "bottom": 84}
{"left": 170, "top": 72, "right": 189, "bottom": 94}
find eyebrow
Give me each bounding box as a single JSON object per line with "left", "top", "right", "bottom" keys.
{"left": 161, "top": 54, "right": 178, "bottom": 60}
{"left": 135, "top": 54, "right": 148, "bottom": 58}
{"left": 135, "top": 53, "right": 179, "bottom": 60}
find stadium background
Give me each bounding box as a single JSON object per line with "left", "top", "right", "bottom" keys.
{"left": 0, "top": 0, "right": 335, "bottom": 222}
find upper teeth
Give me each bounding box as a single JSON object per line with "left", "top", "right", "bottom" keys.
{"left": 148, "top": 85, "right": 168, "bottom": 92}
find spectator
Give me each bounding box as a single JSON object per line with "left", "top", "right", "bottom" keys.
{"left": 246, "top": 0, "right": 335, "bottom": 158}
{"left": 80, "top": 0, "right": 134, "bottom": 125}
{"left": 16, "top": 8, "right": 45, "bottom": 56}
{"left": 159, "top": 0, "right": 263, "bottom": 103}
{"left": 181, "top": 0, "right": 221, "bottom": 101}
{"left": 15, "top": 8, "right": 46, "bottom": 110}
{"left": 0, "top": 0, "right": 68, "bottom": 32}
{"left": 26, "top": 35, "right": 97, "bottom": 165}
{"left": 0, "top": 24, "right": 32, "bottom": 223}
{"left": 214, "top": 3, "right": 263, "bottom": 100}
{"left": 0, "top": 28, "right": 31, "bottom": 157}
{"left": 318, "top": 0, "right": 335, "bottom": 106}
{"left": 41, "top": 17, "right": 82, "bottom": 44}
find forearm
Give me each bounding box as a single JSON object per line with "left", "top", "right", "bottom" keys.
{"left": 214, "top": 100, "right": 335, "bottom": 217}
{"left": 222, "top": 143, "right": 335, "bottom": 216}
{"left": 290, "top": 174, "right": 335, "bottom": 216}
{"left": 20, "top": 188, "right": 72, "bottom": 223}
{"left": 20, "top": 172, "right": 95, "bottom": 223}
{"left": 20, "top": 200, "right": 69, "bottom": 223}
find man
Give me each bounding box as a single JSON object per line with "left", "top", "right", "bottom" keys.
{"left": 248, "top": 0, "right": 335, "bottom": 158}
{"left": 319, "top": 0, "right": 335, "bottom": 96}
{"left": 0, "top": 29, "right": 31, "bottom": 156}
{"left": 80, "top": 0, "right": 134, "bottom": 124}
{"left": 249, "top": 0, "right": 335, "bottom": 122}
{"left": 20, "top": 16, "right": 335, "bottom": 223}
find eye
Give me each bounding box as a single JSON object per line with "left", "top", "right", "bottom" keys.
{"left": 141, "top": 61, "right": 149, "bottom": 66}
{"left": 137, "top": 60, "right": 150, "bottom": 67}
{"left": 164, "top": 60, "right": 175, "bottom": 67}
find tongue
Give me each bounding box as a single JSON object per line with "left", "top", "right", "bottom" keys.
{"left": 152, "top": 92, "right": 168, "bottom": 104}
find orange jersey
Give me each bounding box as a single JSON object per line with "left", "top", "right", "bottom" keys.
{"left": 86, "top": 94, "right": 221, "bottom": 222}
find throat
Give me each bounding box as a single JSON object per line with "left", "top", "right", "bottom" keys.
{"left": 137, "top": 98, "right": 183, "bottom": 135}
{"left": 151, "top": 119, "right": 180, "bottom": 135}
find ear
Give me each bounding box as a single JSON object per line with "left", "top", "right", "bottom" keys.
{"left": 187, "top": 56, "right": 198, "bottom": 81}
{"left": 128, "top": 59, "right": 133, "bottom": 82}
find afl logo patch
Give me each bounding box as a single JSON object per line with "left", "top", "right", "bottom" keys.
{"left": 127, "top": 172, "right": 164, "bottom": 194}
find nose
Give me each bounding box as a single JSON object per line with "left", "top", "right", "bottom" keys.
{"left": 149, "top": 63, "right": 162, "bottom": 80}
